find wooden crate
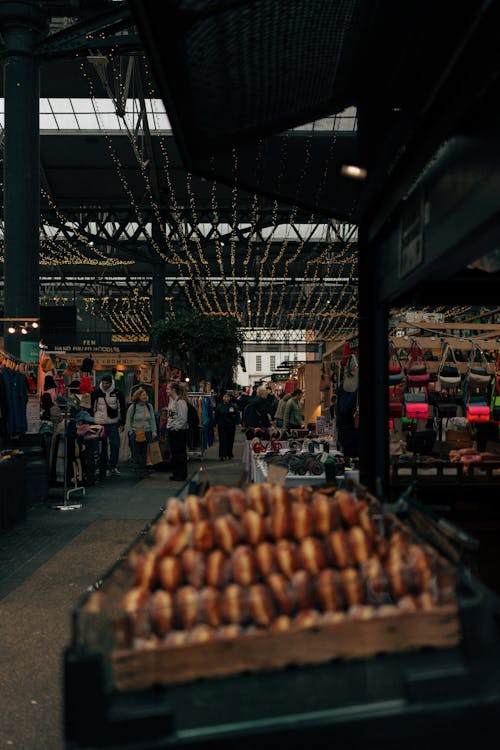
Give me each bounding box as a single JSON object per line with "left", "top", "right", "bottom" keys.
{"left": 112, "top": 604, "right": 460, "bottom": 690}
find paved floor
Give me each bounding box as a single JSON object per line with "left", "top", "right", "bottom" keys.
{"left": 0, "top": 433, "right": 247, "bottom": 750}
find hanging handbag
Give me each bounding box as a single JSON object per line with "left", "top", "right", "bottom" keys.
{"left": 404, "top": 391, "right": 429, "bottom": 419}
{"left": 388, "top": 342, "right": 405, "bottom": 384}
{"left": 466, "top": 343, "right": 492, "bottom": 388}
{"left": 438, "top": 343, "right": 461, "bottom": 388}
{"left": 388, "top": 384, "right": 404, "bottom": 417}
{"left": 406, "top": 340, "right": 430, "bottom": 386}
{"left": 466, "top": 403, "right": 490, "bottom": 423}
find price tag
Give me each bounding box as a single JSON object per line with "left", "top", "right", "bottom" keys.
{"left": 267, "top": 463, "right": 288, "bottom": 486}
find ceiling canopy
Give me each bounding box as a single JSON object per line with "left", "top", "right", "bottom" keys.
{"left": 0, "top": 0, "right": 497, "bottom": 344}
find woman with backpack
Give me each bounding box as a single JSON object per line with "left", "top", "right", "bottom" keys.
{"left": 125, "top": 388, "right": 157, "bottom": 480}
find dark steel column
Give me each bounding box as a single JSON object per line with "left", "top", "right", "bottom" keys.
{"left": 0, "top": 1, "right": 47, "bottom": 357}
{"left": 150, "top": 218, "right": 166, "bottom": 352}
{"left": 357, "top": 223, "right": 389, "bottom": 495}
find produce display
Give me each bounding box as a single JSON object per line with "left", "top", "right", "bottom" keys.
{"left": 78, "top": 483, "right": 458, "bottom": 678}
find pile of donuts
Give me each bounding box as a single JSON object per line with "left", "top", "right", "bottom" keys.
{"left": 109, "top": 483, "right": 455, "bottom": 649}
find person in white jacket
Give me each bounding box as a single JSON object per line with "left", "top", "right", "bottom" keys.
{"left": 166, "top": 381, "right": 188, "bottom": 481}
{"left": 91, "top": 374, "right": 126, "bottom": 477}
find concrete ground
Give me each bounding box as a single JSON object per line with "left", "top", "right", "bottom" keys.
{"left": 0, "top": 433, "right": 246, "bottom": 750}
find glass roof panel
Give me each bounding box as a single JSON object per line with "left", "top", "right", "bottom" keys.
{"left": 54, "top": 113, "right": 79, "bottom": 129}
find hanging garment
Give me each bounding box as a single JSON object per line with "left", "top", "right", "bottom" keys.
{"left": 2, "top": 368, "right": 27, "bottom": 436}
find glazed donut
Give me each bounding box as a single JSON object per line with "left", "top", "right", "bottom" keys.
{"left": 289, "top": 485, "right": 313, "bottom": 504}
{"left": 193, "top": 520, "right": 215, "bottom": 553}
{"left": 188, "top": 624, "right": 215, "bottom": 643}
{"left": 316, "top": 568, "right": 343, "bottom": 612}
{"left": 164, "top": 630, "right": 188, "bottom": 647}
{"left": 361, "top": 556, "right": 388, "bottom": 604}
{"left": 248, "top": 583, "right": 275, "bottom": 627}
{"left": 334, "top": 489, "right": 359, "bottom": 527}
{"left": 291, "top": 502, "right": 313, "bottom": 540}
{"left": 406, "top": 544, "right": 431, "bottom": 592}
{"left": 174, "top": 586, "right": 200, "bottom": 629}
{"left": 205, "top": 487, "right": 232, "bottom": 517}
{"left": 348, "top": 604, "right": 375, "bottom": 620}
{"left": 246, "top": 483, "right": 272, "bottom": 515}
{"left": 348, "top": 526, "right": 372, "bottom": 564}
{"left": 255, "top": 541, "right": 277, "bottom": 577}
{"left": 321, "top": 610, "right": 345, "bottom": 626}
{"left": 199, "top": 586, "right": 223, "bottom": 627}
{"left": 216, "top": 624, "right": 242, "bottom": 640}
{"left": 326, "top": 529, "right": 354, "bottom": 569}
{"left": 386, "top": 559, "right": 411, "bottom": 600}
{"left": 269, "top": 506, "right": 292, "bottom": 540}
{"left": 269, "top": 484, "right": 292, "bottom": 510}
{"left": 271, "top": 615, "right": 293, "bottom": 632}
{"left": 164, "top": 497, "right": 186, "bottom": 525}
{"left": 181, "top": 548, "right": 206, "bottom": 588}
{"left": 275, "top": 539, "right": 301, "bottom": 579}
{"left": 158, "top": 522, "right": 193, "bottom": 557}
{"left": 231, "top": 545, "right": 258, "bottom": 586}
{"left": 184, "top": 494, "right": 208, "bottom": 522}
{"left": 157, "top": 555, "right": 184, "bottom": 592}
{"left": 356, "top": 500, "right": 376, "bottom": 538}
{"left": 291, "top": 569, "right": 315, "bottom": 610}
{"left": 341, "top": 568, "right": 365, "bottom": 607}
{"left": 213, "top": 515, "right": 244, "bottom": 553}
{"left": 221, "top": 583, "right": 248, "bottom": 625}
{"left": 397, "top": 595, "right": 418, "bottom": 613}
{"left": 266, "top": 572, "right": 296, "bottom": 615}
{"left": 227, "top": 487, "right": 249, "bottom": 517}
{"left": 205, "top": 549, "right": 231, "bottom": 588}
{"left": 312, "top": 493, "right": 339, "bottom": 535}
{"left": 242, "top": 509, "right": 267, "bottom": 546}
{"left": 299, "top": 537, "right": 327, "bottom": 575}
{"left": 133, "top": 550, "right": 158, "bottom": 589}
{"left": 294, "top": 609, "right": 320, "bottom": 629}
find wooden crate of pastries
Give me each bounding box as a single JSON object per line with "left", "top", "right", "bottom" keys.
{"left": 78, "top": 483, "right": 460, "bottom": 690}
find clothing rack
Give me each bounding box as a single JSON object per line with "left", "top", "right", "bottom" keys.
{"left": 187, "top": 392, "right": 206, "bottom": 460}
{"left": 49, "top": 397, "right": 85, "bottom": 511}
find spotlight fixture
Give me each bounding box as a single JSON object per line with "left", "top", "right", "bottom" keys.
{"left": 7, "top": 326, "right": 15, "bottom": 334}
{"left": 21, "top": 327, "right": 28, "bottom": 335}
{"left": 31, "top": 321, "right": 39, "bottom": 329}
{"left": 340, "top": 164, "right": 368, "bottom": 180}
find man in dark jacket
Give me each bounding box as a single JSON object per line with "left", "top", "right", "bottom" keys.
{"left": 243, "top": 386, "right": 272, "bottom": 429}
{"left": 215, "top": 392, "right": 240, "bottom": 460}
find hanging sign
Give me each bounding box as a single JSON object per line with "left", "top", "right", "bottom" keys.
{"left": 20, "top": 341, "right": 40, "bottom": 363}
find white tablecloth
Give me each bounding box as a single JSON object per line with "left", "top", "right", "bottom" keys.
{"left": 252, "top": 455, "right": 327, "bottom": 487}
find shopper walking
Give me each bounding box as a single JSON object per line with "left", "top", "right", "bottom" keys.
{"left": 274, "top": 393, "right": 291, "bottom": 427}
{"left": 91, "top": 374, "right": 126, "bottom": 477}
{"left": 167, "top": 381, "right": 189, "bottom": 481}
{"left": 215, "top": 391, "right": 240, "bottom": 460}
{"left": 283, "top": 388, "right": 303, "bottom": 430}
{"left": 243, "top": 385, "right": 272, "bottom": 429}
{"left": 125, "top": 388, "right": 157, "bottom": 480}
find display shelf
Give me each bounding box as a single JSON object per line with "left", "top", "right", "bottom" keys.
{"left": 64, "top": 577, "right": 500, "bottom": 750}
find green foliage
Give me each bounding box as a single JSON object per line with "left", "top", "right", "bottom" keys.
{"left": 152, "top": 311, "right": 243, "bottom": 388}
